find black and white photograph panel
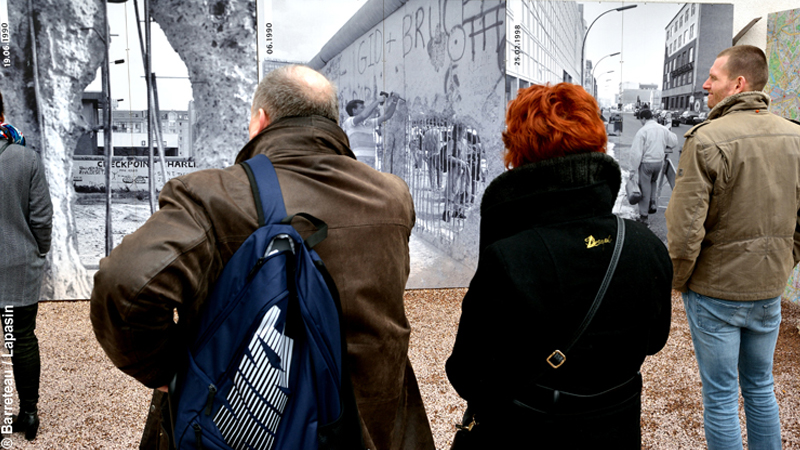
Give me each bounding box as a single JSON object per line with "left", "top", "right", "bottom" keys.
{"left": 1, "top": 0, "right": 506, "bottom": 298}
{"left": 507, "top": 1, "right": 733, "bottom": 243}
{"left": 1, "top": 0, "right": 263, "bottom": 299}
{"left": 278, "top": 0, "right": 507, "bottom": 288}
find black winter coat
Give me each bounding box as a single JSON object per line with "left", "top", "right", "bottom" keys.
{"left": 446, "top": 152, "right": 672, "bottom": 447}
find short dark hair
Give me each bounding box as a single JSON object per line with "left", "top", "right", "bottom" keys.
{"left": 640, "top": 109, "right": 653, "bottom": 120}
{"left": 0, "top": 89, "right": 4, "bottom": 119}
{"left": 345, "top": 99, "right": 363, "bottom": 117}
{"left": 252, "top": 65, "right": 339, "bottom": 124}
{"left": 717, "top": 45, "right": 768, "bottom": 92}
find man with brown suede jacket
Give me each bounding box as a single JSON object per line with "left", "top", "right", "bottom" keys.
{"left": 91, "top": 65, "right": 434, "bottom": 450}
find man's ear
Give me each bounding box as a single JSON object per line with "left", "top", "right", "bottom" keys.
{"left": 734, "top": 76, "right": 749, "bottom": 94}
{"left": 248, "top": 108, "right": 271, "bottom": 140}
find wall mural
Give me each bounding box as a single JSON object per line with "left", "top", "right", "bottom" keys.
{"left": 315, "top": 0, "right": 505, "bottom": 288}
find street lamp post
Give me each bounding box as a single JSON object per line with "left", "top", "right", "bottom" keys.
{"left": 580, "top": 5, "right": 637, "bottom": 91}
{"left": 593, "top": 70, "right": 614, "bottom": 98}
{"left": 591, "top": 51, "right": 620, "bottom": 97}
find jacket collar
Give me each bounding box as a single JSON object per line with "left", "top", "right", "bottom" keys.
{"left": 479, "top": 152, "right": 621, "bottom": 251}
{"left": 708, "top": 91, "right": 770, "bottom": 121}
{"left": 235, "top": 115, "right": 355, "bottom": 164}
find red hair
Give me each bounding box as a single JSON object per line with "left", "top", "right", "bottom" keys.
{"left": 502, "top": 83, "right": 606, "bottom": 169}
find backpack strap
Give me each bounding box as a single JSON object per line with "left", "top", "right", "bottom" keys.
{"left": 240, "top": 154, "right": 287, "bottom": 227}
{"left": 241, "top": 154, "right": 328, "bottom": 250}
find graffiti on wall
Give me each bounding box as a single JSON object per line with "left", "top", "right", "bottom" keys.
{"left": 324, "top": 0, "right": 506, "bottom": 88}
{"left": 322, "top": 0, "right": 506, "bottom": 278}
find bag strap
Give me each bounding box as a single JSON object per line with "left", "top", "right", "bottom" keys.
{"left": 240, "top": 154, "right": 288, "bottom": 226}
{"left": 545, "top": 214, "right": 625, "bottom": 369}
{"left": 240, "top": 154, "right": 327, "bottom": 249}
{"left": 0, "top": 141, "right": 11, "bottom": 157}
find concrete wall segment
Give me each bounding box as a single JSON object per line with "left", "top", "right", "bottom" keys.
{"left": 319, "top": 0, "right": 506, "bottom": 284}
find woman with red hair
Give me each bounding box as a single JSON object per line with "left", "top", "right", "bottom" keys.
{"left": 446, "top": 83, "right": 673, "bottom": 448}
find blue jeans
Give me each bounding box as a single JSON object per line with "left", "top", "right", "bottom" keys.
{"left": 683, "top": 290, "right": 782, "bottom": 450}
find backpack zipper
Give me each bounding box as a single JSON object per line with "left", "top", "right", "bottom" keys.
{"left": 204, "top": 384, "right": 217, "bottom": 416}
{"left": 192, "top": 231, "right": 296, "bottom": 354}
{"left": 192, "top": 423, "right": 205, "bottom": 449}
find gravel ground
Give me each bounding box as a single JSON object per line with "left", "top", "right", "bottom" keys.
{"left": 3, "top": 291, "right": 798, "bottom": 449}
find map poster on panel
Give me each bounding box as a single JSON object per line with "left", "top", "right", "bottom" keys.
{"left": 765, "top": 7, "right": 800, "bottom": 305}
{"left": 765, "top": 8, "right": 800, "bottom": 122}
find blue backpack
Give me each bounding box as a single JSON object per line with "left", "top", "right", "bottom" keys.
{"left": 169, "top": 154, "right": 364, "bottom": 450}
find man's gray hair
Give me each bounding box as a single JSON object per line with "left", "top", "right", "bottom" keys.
{"left": 252, "top": 65, "right": 339, "bottom": 124}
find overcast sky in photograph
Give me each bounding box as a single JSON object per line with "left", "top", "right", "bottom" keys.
{"left": 86, "top": 0, "right": 365, "bottom": 111}
{"left": 86, "top": 2, "right": 193, "bottom": 111}
{"left": 580, "top": 2, "right": 683, "bottom": 102}
{"left": 270, "top": 0, "right": 365, "bottom": 62}
{"left": 87, "top": 1, "right": 692, "bottom": 111}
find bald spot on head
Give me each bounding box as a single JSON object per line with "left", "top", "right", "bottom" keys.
{"left": 292, "top": 65, "right": 336, "bottom": 104}
{"left": 251, "top": 64, "right": 339, "bottom": 126}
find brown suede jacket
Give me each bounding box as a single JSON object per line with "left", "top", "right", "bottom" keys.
{"left": 90, "top": 115, "right": 434, "bottom": 450}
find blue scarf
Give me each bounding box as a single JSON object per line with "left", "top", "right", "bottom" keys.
{"left": 0, "top": 122, "right": 26, "bottom": 146}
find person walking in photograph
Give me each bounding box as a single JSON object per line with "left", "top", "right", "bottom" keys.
{"left": 629, "top": 108, "right": 678, "bottom": 225}
{"left": 0, "top": 90, "right": 53, "bottom": 442}
{"left": 666, "top": 45, "right": 800, "bottom": 450}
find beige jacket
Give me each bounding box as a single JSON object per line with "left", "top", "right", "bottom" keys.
{"left": 666, "top": 91, "right": 800, "bottom": 300}
{"left": 91, "top": 116, "right": 434, "bottom": 450}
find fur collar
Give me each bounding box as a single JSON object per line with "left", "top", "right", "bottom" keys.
{"left": 235, "top": 115, "right": 354, "bottom": 164}
{"left": 478, "top": 152, "right": 621, "bottom": 250}
{"left": 708, "top": 91, "right": 770, "bottom": 121}
{"left": 481, "top": 152, "right": 621, "bottom": 217}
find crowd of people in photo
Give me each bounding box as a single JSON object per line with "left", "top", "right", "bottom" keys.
{"left": 2, "top": 43, "right": 799, "bottom": 450}
{"left": 411, "top": 123, "right": 487, "bottom": 222}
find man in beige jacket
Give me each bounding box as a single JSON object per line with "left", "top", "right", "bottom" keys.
{"left": 91, "top": 65, "right": 434, "bottom": 450}
{"left": 666, "top": 45, "right": 800, "bottom": 449}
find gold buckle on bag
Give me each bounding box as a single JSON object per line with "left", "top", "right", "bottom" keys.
{"left": 455, "top": 416, "right": 478, "bottom": 431}
{"left": 547, "top": 350, "right": 566, "bottom": 369}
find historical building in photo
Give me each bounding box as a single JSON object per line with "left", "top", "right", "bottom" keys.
{"left": 661, "top": 3, "right": 733, "bottom": 113}
{"left": 75, "top": 93, "right": 195, "bottom": 158}
{"left": 505, "top": 1, "right": 585, "bottom": 100}
{"left": 618, "top": 82, "right": 662, "bottom": 111}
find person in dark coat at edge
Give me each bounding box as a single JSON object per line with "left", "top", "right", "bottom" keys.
{"left": 0, "top": 89, "right": 53, "bottom": 442}
{"left": 90, "top": 65, "right": 434, "bottom": 450}
{"left": 446, "top": 83, "right": 673, "bottom": 448}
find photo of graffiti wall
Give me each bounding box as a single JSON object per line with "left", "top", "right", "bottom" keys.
{"left": 309, "top": 0, "right": 506, "bottom": 287}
